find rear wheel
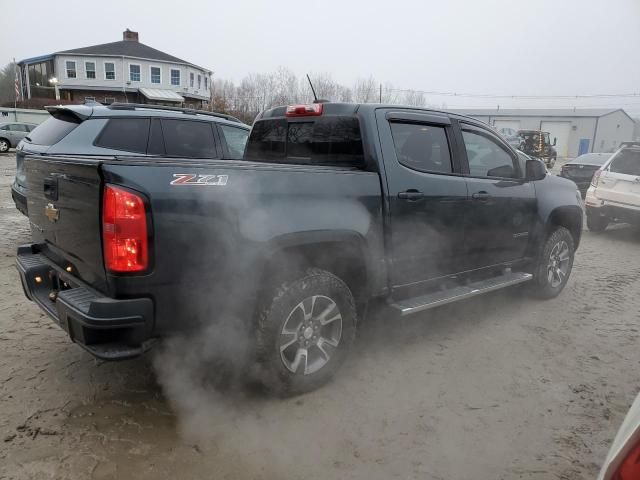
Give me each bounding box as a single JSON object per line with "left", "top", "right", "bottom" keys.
{"left": 587, "top": 212, "right": 609, "bottom": 232}
{"left": 531, "top": 227, "right": 575, "bottom": 299}
{"left": 256, "top": 268, "right": 357, "bottom": 396}
{"left": 0, "top": 139, "right": 9, "bottom": 153}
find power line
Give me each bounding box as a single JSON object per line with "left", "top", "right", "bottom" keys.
{"left": 386, "top": 88, "right": 640, "bottom": 99}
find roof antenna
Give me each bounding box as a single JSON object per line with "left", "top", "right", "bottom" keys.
{"left": 306, "top": 74, "right": 329, "bottom": 103}
{"left": 306, "top": 74, "right": 319, "bottom": 103}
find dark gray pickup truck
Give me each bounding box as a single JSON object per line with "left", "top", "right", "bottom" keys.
{"left": 16, "top": 102, "right": 583, "bottom": 394}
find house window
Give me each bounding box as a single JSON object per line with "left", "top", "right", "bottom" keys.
{"left": 171, "top": 69, "right": 180, "bottom": 86}
{"left": 198, "top": 74, "right": 201, "bottom": 89}
{"left": 190, "top": 72, "right": 194, "bottom": 87}
{"left": 85, "top": 62, "right": 96, "bottom": 79}
{"left": 84, "top": 96, "right": 96, "bottom": 102}
{"left": 105, "top": 62, "right": 116, "bottom": 80}
{"left": 150, "top": 66, "right": 161, "bottom": 84}
{"left": 129, "top": 64, "right": 141, "bottom": 82}
{"left": 204, "top": 76, "right": 208, "bottom": 89}
{"left": 104, "top": 96, "right": 116, "bottom": 105}
{"left": 65, "top": 61, "right": 76, "bottom": 78}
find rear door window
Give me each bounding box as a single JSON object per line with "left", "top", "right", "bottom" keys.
{"left": 25, "top": 117, "right": 79, "bottom": 146}
{"left": 609, "top": 149, "right": 640, "bottom": 176}
{"left": 218, "top": 125, "right": 249, "bottom": 159}
{"left": 161, "top": 119, "right": 218, "bottom": 158}
{"left": 95, "top": 118, "right": 150, "bottom": 153}
{"left": 389, "top": 123, "right": 452, "bottom": 174}
{"left": 245, "top": 116, "right": 364, "bottom": 167}
{"left": 9, "top": 124, "right": 29, "bottom": 132}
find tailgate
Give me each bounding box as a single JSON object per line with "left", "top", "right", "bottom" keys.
{"left": 596, "top": 148, "right": 640, "bottom": 206}
{"left": 25, "top": 155, "right": 107, "bottom": 291}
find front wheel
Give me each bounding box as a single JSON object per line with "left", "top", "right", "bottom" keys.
{"left": 0, "top": 139, "right": 9, "bottom": 153}
{"left": 531, "top": 227, "right": 575, "bottom": 299}
{"left": 255, "top": 268, "right": 357, "bottom": 396}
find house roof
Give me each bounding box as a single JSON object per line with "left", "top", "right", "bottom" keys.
{"left": 447, "top": 108, "right": 630, "bottom": 119}
{"left": 53, "top": 40, "right": 210, "bottom": 72}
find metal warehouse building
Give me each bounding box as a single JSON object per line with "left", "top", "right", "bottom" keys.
{"left": 451, "top": 108, "right": 636, "bottom": 158}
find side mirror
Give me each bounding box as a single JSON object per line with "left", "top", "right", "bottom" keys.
{"left": 525, "top": 159, "right": 546, "bottom": 181}
{"left": 553, "top": 137, "right": 557, "bottom": 146}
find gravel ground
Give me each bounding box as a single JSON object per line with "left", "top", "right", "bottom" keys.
{"left": 1, "top": 152, "right": 640, "bottom": 480}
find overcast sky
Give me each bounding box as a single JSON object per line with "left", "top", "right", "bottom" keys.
{"left": 2, "top": 0, "right": 639, "bottom": 112}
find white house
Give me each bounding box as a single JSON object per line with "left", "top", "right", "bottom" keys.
{"left": 18, "top": 29, "right": 212, "bottom": 109}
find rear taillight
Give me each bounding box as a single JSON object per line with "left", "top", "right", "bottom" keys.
{"left": 102, "top": 185, "right": 148, "bottom": 273}
{"left": 285, "top": 103, "right": 323, "bottom": 117}
{"left": 612, "top": 438, "right": 640, "bottom": 480}
{"left": 592, "top": 169, "right": 603, "bottom": 187}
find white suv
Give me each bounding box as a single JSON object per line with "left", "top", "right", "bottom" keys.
{"left": 585, "top": 143, "right": 640, "bottom": 232}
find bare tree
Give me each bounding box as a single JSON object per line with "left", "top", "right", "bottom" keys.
{"left": 0, "top": 63, "right": 18, "bottom": 107}
{"left": 352, "top": 76, "right": 377, "bottom": 103}
{"left": 402, "top": 89, "right": 427, "bottom": 107}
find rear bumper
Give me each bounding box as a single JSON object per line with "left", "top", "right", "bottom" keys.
{"left": 11, "top": 182, "right": 27, "bottom": 216}
{"left": 16, "top": 244, "right": 155, "bottom": 360}
{"left": 585, "top": 195, "right": 640, "bottom": 224}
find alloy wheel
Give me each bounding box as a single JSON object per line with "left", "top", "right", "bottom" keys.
{"left": 279, "top": 295, "right": 343, "bottom": 375}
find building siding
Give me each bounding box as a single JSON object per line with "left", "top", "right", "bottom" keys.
{"left": 55, "top": 55, "right": 210, "bottom": 100}
{"left": 593, "top": 110, "right": 636, "bottom": 154}
{"left": 460, "top": 111, "right": 634, "bottom": 158}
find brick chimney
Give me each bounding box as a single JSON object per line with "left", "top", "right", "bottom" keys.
{"left": 123, "top": 29, "right": 139, "bottom": 42}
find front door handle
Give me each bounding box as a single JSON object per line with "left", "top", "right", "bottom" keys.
{"left": 398, "top": 190, "right": 425, "bottom": 200}
{"left": 471, "top": 191, "right": 491, "bottom": 201}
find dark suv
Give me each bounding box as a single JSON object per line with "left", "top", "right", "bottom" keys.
{"left": 11, "top": 103, "right": 250, "bottom": 215}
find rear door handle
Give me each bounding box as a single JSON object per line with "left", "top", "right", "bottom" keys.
{"left": 398, "top": 190, "right": 425, "bottom": 200}
{"left": 471, "top": 191, "right": 491, "bottom": 201}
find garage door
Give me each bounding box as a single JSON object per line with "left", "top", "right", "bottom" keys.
{"left": 540, "top": 121, "right": 571, "bottom": 158}
{"left": 493, "top": 120, "right": 521, "bottom": 137}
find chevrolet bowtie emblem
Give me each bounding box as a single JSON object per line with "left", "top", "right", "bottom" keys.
{"left": 45, "top": 203, "right": 59, "bottom": 222}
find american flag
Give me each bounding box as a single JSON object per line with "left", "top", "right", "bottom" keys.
{"left": 14, "top": 59, "right": 20, "bottom": 103}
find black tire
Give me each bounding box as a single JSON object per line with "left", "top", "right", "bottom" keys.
{"left": 531, "top": 226, "right": 575, "bottom": 299}
{"left": 256, "top": 268, "right": 357, "bottom": 396}
{"left": 587, "top": 213, "right": 609, "bottom": 232}
{"left": 0, "top": 138, "right": 9, "bottom": 153}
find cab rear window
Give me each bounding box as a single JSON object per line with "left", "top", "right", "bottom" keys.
{"left": 245, "top": 116, "right": 364, "bottom": 168}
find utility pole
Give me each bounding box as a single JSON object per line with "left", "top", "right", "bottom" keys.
{"left": 379, "top": 84, "right": 382, "bottom": 103}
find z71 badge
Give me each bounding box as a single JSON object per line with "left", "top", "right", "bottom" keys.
{"left": 170, "top": 174, "right": 228, "bottom": 186}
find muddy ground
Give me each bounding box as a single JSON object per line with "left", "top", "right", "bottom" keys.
{"left": 1, "top": 152, "right": 639, "bottom": 480}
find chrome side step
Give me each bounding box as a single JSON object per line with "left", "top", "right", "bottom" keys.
{"left": 389, "top": 271, "right": 533, "bottom": 316}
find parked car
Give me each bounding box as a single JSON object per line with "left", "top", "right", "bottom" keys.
{"left": 11, "top": 103, "right": 248, "bottom": 215}
{"left": 597, "top": 390, "right": 640, "bottom": 480}
{"left": 0, "top": 122, "right": 38, "bottom": 153}
{"left": 560, "top": 152, "right": 612, "bottom": 197}
{"left": 16, "top": 102, "right": 583, "bottom": 395}
{"left": 517, "top": 130, "right": 558, "bottom": 168}
{"left": 585, "top": 144, "right": 640, "bottom": 231}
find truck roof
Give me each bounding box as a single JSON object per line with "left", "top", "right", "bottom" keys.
{"left": 257, "top": 102, "right": 486, "bottom": 126}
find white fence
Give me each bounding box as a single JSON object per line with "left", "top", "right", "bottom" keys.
{"left": 0, "top": 108, "right": 49, "bottom": 125}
